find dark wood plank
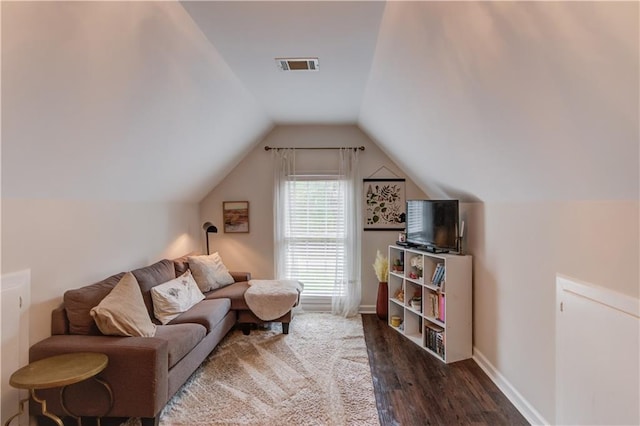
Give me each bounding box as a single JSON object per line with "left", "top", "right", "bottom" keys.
{"left": 362, "top": 314, "right": 529, "bottom": 426}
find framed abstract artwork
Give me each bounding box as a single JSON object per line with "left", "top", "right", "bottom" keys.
{"left": 363, "top": 178, "right": 406, "bottom": 231}
{"left": 223, "top": 201, "right": 249, "bottom": 233}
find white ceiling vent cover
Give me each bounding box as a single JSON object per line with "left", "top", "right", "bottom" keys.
{"left": 275, "top": 58, "right": 319, "bottom": 72}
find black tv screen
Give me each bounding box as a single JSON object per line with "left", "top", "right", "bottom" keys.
{"left": 406, "top": 200, "right": 459, "bottom": 251}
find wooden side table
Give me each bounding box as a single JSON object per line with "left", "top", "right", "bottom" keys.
{"left": 5, "top": 352, "right": 112, "bottom": 426}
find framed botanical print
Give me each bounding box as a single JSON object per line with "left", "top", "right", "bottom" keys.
{"left": 363, "top": 178, "right": 406, "bottom": 230}
{"left": 223, "top": 201, "right": 249, "bottom": 233}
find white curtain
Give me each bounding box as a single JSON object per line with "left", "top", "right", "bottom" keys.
{"left": 273, "top": 147, "right": 361, "bottom": 316}
{"left": 331, "top": 148, "right": 362, "bottom": 317}
{"left": 272, "top": 148, "right": 296, "bottom": 279}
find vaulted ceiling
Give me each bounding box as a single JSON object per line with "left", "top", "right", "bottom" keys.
{"left": 2, "top": 1, "right": 638, "bottom": 203}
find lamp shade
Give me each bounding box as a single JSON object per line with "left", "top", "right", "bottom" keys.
{"left": 202, "top": 222, "right": 217, "bottom": 255}
{"left": 202, "top": 222, "right": 218, "bottom": 233}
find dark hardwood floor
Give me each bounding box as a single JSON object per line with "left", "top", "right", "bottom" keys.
{"left": 361, "top": 314, "right": 529, "bottom": 426}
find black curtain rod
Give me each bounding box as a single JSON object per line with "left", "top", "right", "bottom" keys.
{"left": 264, "top": 146, "right": 365, "bottom": 152}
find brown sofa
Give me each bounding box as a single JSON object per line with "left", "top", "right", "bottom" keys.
{"left": 28, "top": 257, "right": 295, "bottom": 425}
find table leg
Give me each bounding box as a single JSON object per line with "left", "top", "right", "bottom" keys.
{"left": 31, "top": 389, "right": 64, "bottom": 426}
{"left": 93, "top": 377, "right": 113, "bottom": 426}
{"left": 60, "top": 376, "right": 113, "bottom": 426}
{"left": 4, "top": 396, "right": 29, "bottom": 426}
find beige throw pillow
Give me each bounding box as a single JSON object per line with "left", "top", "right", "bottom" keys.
{"left": 90, "top": 272, "right": 156, "bottom": 337}
{"left": 187, "top": 252, "right": 235, "bottom": 292}
{"left": 151, "top": 270, "right": 205, "bottom": 325}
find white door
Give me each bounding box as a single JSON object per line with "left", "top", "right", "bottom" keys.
{"left": 556, "top": 275, "right": 640, "bottom": 425}
{"left": 1, "top": 270, "right": 31, "bottom": 426}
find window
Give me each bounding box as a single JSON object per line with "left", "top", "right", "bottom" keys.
{"left": 282, "top": 176, "right": 346, "bottom": 297}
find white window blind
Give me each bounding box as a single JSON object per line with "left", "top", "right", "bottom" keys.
{"left": 284, "top": 177, "right": 345, "bottom": 297}
{"left": 406, "top": 199, "right": 425, "bottom": 235}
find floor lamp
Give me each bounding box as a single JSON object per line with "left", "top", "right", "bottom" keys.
{"left": 202, "top": 222, "right": 218, "bottom": 255}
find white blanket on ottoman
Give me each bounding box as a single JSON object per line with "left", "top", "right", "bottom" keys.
{"left": 245, "top": 279, "right": 303, "bottom": 321}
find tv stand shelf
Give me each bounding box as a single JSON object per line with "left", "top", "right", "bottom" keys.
{"left": 387, "top": 245, "right": 472, "bottom": 363}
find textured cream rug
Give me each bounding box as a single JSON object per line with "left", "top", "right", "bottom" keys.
{"left": 126, "top": 313, "right": 379, "bottom": 425}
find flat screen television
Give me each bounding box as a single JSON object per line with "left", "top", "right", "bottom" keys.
{"left": 405, "top": 199, "right": 459, "bottom": 252}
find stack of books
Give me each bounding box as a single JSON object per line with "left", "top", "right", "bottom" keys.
{"left": 425, "top": 323, "right": 445, "bottom": 358}
{"left": 426, "top": 292, "right": 446, "bottom": 321}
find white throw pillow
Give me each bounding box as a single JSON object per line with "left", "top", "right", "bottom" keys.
{"left": 187, "top": 252, "right": 235, "bottom": 292}
{"left": 151, "top": 270, "right": 205, "bottom": 325}
{"left": 90, "top": 272, "right": 156, "bottom": 337}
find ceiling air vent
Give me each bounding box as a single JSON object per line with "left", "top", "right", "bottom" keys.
{"left": 275, "top": 58, "right": 319, "bottom": 72}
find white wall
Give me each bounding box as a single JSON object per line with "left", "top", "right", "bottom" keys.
{"left": 2, "top": 1, "right": 271, "bottom": 204}
{"left": 1, "top": 200, "right": 200, "bottom": 345}
{"left": 199, "top": 125, "right": 427, "bottom": 310}
{"left": 360, "top": 1, "right": 638, "bottom": 203}
{"left": 2, "top": 1, "right": 225, "bottom": 346}
{"left": 359, "top": 2, "right": 639, "bottom": 423}
{"left": 466, "top": 200, "right": 639, "bottom": 422}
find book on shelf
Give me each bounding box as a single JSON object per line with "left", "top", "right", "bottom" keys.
{"left": 427, "top": 293, "right": 439, "bottom": 318}
{"left": 438, "top": 293, "right": 445, "bottom": 322}
{"left": 430, "top": 263, "right": 444, "bottom": 286}
{"left": 436, "top": 332, "right": 445, "bottom": 358}
{"left": 433, "top": 263, "right": 445, "bottom": 287}
{"left": 429, "top": 264, "right": 439, "bottom": 283}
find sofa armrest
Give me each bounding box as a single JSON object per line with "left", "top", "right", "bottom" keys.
{"left": 29, "top": 334, "right": 168, "bottom": 418}
{"left": 230, "top": 271, "right": 251, "bottom": 282}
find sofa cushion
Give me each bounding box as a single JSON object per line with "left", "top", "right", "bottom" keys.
{"left": 172, "top": 254, "right": 192, "bottom": 278}
{"left": 151, "top": 271, "right": 205, "bottom": 325}
{"left": 155, "top": 323, "right": 206, "bottom": 368}
{"left": 64, "top": 272, "right": 126, "bottom": 335}
{"left": 204, "top": 281, "right": 250, "bottom": 310}
{"left": 168, "top": 299, "right": 232, "bottom": 333}
{"left": 187, "top": 253, "right": 235, "bottom": 292}
{"left": 131, "top": 259, "right": 176, "bottom": 323}
{"left": 90, "top": 272, "right": 157, "bottom": 337}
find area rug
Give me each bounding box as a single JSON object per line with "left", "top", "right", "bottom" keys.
{"left": 125, "top": 313, "right": 379, "bottom": 425}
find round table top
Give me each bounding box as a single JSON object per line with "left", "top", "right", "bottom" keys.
{"left": 9, "top": 352, "right": 108, "bottom": 390}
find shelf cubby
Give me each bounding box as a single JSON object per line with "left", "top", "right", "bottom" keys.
{"left": 388, "top": 298, "right": 405, "bottom": 333}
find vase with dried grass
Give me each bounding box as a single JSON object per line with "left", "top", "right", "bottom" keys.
{"left": 372, "top": 250, "right": 389, "bottom": 320}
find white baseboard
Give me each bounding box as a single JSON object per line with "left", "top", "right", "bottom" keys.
{"left": 473, "top": 347, "right": 549, "bottom": 425}
{"left": 298, "top": 301, "right": 377, "bottom": 315}
{"left": 298, "top": 303, "right": 331, "bottom": 312}
{"left": 359, "top": 304, "right": 375, "bottom": 314}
